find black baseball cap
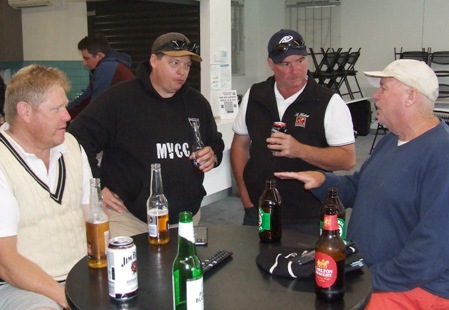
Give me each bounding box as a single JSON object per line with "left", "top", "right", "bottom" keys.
{"left": 267, "top": 29, "right": 307, "bottom": 64}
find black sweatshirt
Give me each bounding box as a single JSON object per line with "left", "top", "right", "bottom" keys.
{"left": 69, "top": 61, "right": 224, "bottom": 224}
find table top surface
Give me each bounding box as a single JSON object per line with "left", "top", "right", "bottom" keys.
{"left": 66, "top": 225, "right": 371, "bottom": 310}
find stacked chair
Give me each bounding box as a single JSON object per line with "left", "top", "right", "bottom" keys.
{"left": 309, "top": 47, "right": 363, "bottom": 100}
{"left": 394, "top": 47, "right": 432, "bottom": 64}
{"left": 310, "top": 47, "right": 342, "bottom": 87}
{"left": 338, "top": 48, "right": 364, "bottom": 100}
{"left": 429, "top": 51, "right": 449, "bottom": 99}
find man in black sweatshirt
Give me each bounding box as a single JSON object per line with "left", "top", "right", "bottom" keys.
{"left": 69, "top": 32, "right": 224, "bottom": 237}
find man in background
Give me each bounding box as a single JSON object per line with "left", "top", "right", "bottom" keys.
{"left": 69, "top": 32, "right": 224, "bottom": 237}
{"left": 68, "top": 33, "right": 134, "bottom": 118}
{"left": 231, "top": 29, "right": 355, "bottom": 235}
{"left": 276, "top": 59, "right": 449, "bottom": 309}
{"left": 0, "top": 65, "right": 91, "bottom": 309}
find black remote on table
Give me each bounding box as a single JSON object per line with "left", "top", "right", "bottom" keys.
{"left": 201, "top": 250, "right": 233, "bottom": 273}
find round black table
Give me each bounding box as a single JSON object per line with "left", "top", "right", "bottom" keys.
{"left": 66, "top": 225, "right": 371, "bottom": 309}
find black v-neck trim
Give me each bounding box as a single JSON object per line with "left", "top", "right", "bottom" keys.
{"left": 0, "top": 133, "right": 66, "bottom": 204}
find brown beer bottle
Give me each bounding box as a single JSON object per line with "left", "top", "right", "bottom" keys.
{"left": 146, "top": 163, "right": 170, "bottom": 245}
{"left": 320, "top": 187, "right": 346, "bottom": 240}
{"left": 86, "top": 178, "right": 110, "bottom": 268}
{"left": 258, "top": 179, "right": 282, "bottom": 243}
{"left": 315, "top": 201, "right": 346, "bottom": 302}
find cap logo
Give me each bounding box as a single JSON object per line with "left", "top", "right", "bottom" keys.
{"left": 279, "top": 35, "right": 294, "bottom": 44}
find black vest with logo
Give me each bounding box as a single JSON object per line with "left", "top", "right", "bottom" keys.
{"left": 245, "top": 73, "right": 334, "bottom": 224}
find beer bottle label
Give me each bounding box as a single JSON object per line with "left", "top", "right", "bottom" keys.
{"left": 258, "top": 208, "right": 271, "bottom": 232}
{"left": 315, "top": 252, "right": 338, "bottom": 288}
{"left": 338, "top": 218, "right": 346, "bottom": 240}
{"left": 148, "top": 214, "right": 158, "bottom": 237}
{"left": 322, "top": 216, "right": 346, "bottom": 239}
{"left": 186, "top": 277, "right": 204, "bottom": 310}
{"left": 323, "top": 214, "right": 338, "bottom": 231}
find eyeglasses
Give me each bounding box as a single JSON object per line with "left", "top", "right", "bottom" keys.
{"left": 270, "top": 40, "right": 306, "bottom": 56}
{"left": 155, "top": 40, "right": 199, "bottom": 54}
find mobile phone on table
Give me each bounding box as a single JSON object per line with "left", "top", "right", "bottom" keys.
{"left": 194, "top": 226, "right": 208, "bottom": 246}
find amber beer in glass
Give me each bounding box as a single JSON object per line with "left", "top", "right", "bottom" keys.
{"left": 86, "top": 178, "right": 110, "bottom": 268}
{"left": 147, "top": 163, "right": 170, "bottom": 245}
{"left": 148, "top": 208, "right": 169, "bottom": 245}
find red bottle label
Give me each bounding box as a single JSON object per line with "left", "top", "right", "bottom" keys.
{"left": 323, "top": 214, "right": 338, "bottom": 231}
{"left": 315, "top": 252, "right": 337, "bottom": 288}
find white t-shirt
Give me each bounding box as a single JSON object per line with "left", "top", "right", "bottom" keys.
{"left": 0, "top": 123, "right": 92, "bottom": 237}
{"left": 232, "top": 82, "right": 355, "bottom": 146}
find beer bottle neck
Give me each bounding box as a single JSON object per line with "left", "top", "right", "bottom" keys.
{"left": 150, "top": 164, "right": 165, "bottom": 196}
{"left": 192, "top": 124, "right": 204, "bottom": 150}
{"left": 88, "top": 178, "right": 107, "bottom": 221}
{"left": 177, "top": 212, "right": 197, "bottom": 255}
{"left": 322, "top": 213, "right": 339, "bottom": 233}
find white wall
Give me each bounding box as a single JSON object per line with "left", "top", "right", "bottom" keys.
{"left": 199, "top": 0, "right": 232, "bottom": 100}
{"left": 232, "top": 0, "right": 286, "bottom": 95}
{"left": 21, "top": 1, "right": 87, "bottom": 60}
{"left": 340, "top": 0, "right": 449, "bottom": 96}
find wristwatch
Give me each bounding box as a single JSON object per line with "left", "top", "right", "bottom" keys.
{"left": 214, "top": 155, "right": 218, "bottom": 167}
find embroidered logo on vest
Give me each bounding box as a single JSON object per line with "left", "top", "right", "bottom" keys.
{"left": 294, "top": 113, "right": 309, "bottom": 128}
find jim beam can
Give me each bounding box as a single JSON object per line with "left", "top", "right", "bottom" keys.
{"left": 107, "top": 236, "right": 138, "bottom": 301}
{"left": 271, "top": 121, "right": 287, "bottom": 134}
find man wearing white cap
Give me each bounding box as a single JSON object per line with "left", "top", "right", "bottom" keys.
{"left": 275, "top": 59, "right": 449, "bottom": 308}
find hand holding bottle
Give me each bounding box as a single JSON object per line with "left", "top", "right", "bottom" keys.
{"left": 189, "top": 146, "right": 217, "bottom": 173}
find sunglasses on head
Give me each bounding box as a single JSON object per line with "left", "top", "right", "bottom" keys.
{"left": 271, "top": 40, "right": 306, "bottom": 55}
{"left": 155, "top": 40, "right": 199, "bottom": 54}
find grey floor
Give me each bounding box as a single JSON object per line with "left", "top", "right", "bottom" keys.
{"left": 199, "top": 125, "right": 379, "bottom": 226}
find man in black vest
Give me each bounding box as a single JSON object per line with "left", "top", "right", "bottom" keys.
{"left": 231, "top": 29, "right": 355, "bottom": 236}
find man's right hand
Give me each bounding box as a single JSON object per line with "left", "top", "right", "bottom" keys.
{"left": 101, "top": 187, "right": 127, "bottom": 213}
{"left": 274, "top": 171, "right": 326, "bottom": 190}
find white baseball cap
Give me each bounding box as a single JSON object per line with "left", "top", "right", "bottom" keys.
{"left": 364, "top": 59, "right": 439, "bottom": 102}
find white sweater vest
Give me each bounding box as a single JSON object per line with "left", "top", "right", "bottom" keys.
{"left": 0, "top": 133, "right": 87, "bottom": 280}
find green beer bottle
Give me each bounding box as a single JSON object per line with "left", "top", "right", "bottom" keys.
{"left": 258, "top": 179, "right": 282, "bottom": 243}
{"left": 172, "top": 212, "right": 204, "bottom": 309}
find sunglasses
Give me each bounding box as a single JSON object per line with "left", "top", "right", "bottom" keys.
{"left": 155, "top": 40, "right": 199, "bottom": 54}
{"left": 271, "top": 40, "right": 306, "bottom": 55}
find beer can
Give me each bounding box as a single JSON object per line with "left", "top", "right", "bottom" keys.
{"left": 107, "top": 236, "right": 138, "bottom": 301}
{"left": 271, "top": 122, "right": 287, "bottom": 134}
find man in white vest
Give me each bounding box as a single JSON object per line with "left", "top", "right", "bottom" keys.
{"left": 0, "top": 65, "right": 92, "bottom": 309}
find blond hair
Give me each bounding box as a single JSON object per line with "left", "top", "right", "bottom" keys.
{"left": 5, "top": 64, "right": 70, "bottom": 124}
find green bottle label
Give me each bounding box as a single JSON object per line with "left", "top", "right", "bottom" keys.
{"left": 338, "top": 218, "right": 346, "bottom": 240}
{"left": 320, "top": 218, "right": 346, "bottom": 240}
{"left": 259, "top": 208, "right": 271, "bottom": 232}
